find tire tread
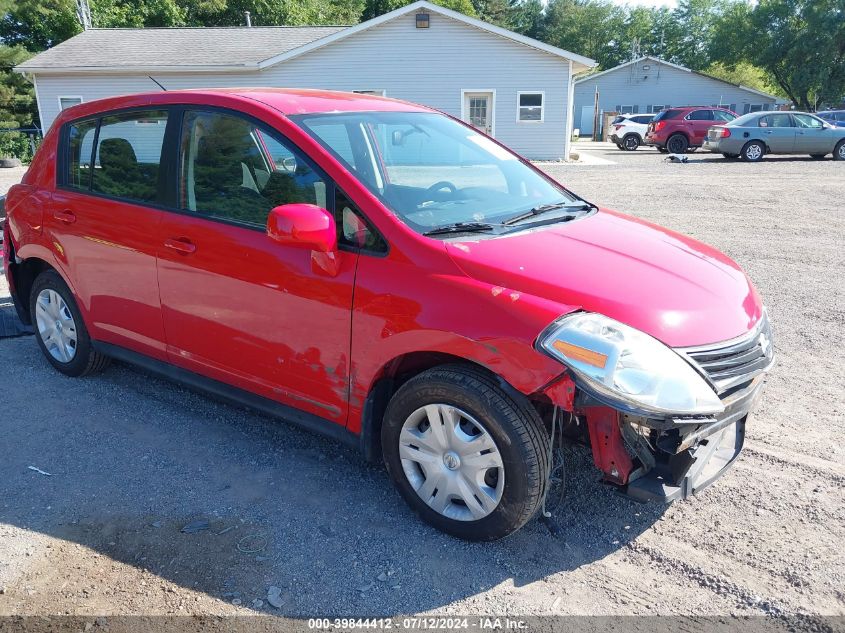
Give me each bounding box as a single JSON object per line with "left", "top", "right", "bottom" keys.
{"left": 386, "top": 364, "right": 550, "bottom": 539}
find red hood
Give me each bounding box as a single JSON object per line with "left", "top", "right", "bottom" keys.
{"left": 445, "top": 209, "right": 763, "bottom": 347}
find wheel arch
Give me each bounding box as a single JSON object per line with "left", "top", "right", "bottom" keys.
{"left": 358, "top": 351, "right": 530, "bottom": 463}
{"left": 7, "top": 254, "right": 64, "bottom": 325}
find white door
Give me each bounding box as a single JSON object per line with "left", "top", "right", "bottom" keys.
{"left": 463, "top": 92, "right": 494, "bottom": 136}
{"left": 580, "top": 105, "right": 595, "bottom": 136}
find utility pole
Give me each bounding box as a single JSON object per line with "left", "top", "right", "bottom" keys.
{"left": 76, "top": 0, "right": 92, "bottom": 30}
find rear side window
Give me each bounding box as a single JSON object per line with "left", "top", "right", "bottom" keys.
{"left": 759, "top": 113, "right": 793, "bottom": 128}
{"left": 67, "top": 119, "right": 97, "bottom": 190}
{"left": 687, "top": 110, "right": 714, "bottom": 121}
{"left": 91, "top": 110, "right": 168, "bottom": 203}
{"left": 713, "top": 111, "right": 736, "bottom": 122}
{"left": 64, "top": 109, "right": 168, "bottom": 205}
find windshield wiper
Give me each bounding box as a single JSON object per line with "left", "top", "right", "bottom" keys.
{"left": 423, "top": 222, "right": 497, "bottom": 236}
{"left": 502, "top": 201, "right": 594, "bottom": 226}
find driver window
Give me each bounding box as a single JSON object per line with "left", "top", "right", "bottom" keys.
{"left": 180, "top": 110, "right": 326, "bottom": 227}
{"left": 792, "top": 114, "right": 823, "bottom": 129}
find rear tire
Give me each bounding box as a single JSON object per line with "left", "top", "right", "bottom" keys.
{"left": 381, "top": 365, "right": 550, "bottom": 541}
{"left": 666, "top": 134, "right": 689, "bottom": 154}
{"left": 740, "top": 140, "right": 765, "bottom": 162}
{"left": 29, "top": 270, "right": 110, "bottom": 377}
{"left": 834, "top": 140, "right": 845, "bottom": 161}
{"left": 622, "top": 134, "right": 640, "bottom": 151}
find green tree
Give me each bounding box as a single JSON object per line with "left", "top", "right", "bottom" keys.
{"left": 669, "top": 0, "right": 731, "bottom": 70}
{"left": 704, "top": 60, "right": 784, "bottom": 97}
{"left": 471, "top": 0, "right": 513, "bottom": 28}
{"left": 542, "top": 0, "right": 627, "bottom": 69}
{"left": 362, "top": 0, "right": 475, "bottom": 20}
{"left": 510, "top": 0, "right": 544, "bottom": 40}
{"left": 711, "top": 0, "right": 845, "bottom": 110}
{"left": 0, "top": 0, "right": 79, "bottom": 51}
{"left": 0, "top": 44, "right": 39, "bottom": 159}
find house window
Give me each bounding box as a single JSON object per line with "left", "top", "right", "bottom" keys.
{"left": 352, "top": 90, "right": 386, "bottom": 96}
{"left": 647, "top": 105, "right": 668, "bottom": 113}
{"left": 59, "top": 96, "right": 83, "bottom": 111}
{"left": 744, "top": 104, "right": 766, "bottom": 114}
{"left": 615, "top": 105, "right": 638, "bottom": 114}
{"left": 517, "top": 92, "right": 544, "bottom": 122}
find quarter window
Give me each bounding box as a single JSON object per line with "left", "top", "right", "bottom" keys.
{"left": 91, "top": 110, "right": 168, "bottom": 204}
{"left": 518, "top": 92, "right": 544, "bottom": 122}
{"left": 179, "top": 110, "right": 326, "bottom": 228}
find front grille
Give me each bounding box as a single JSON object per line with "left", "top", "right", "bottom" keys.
{"left": 679, "top": 315, "right": 774, "bottom": 395}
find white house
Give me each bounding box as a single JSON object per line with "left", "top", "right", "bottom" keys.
{"left": 16, "top": 1, "right": 595, "bottom": 160}
{"left": 573, "top": 56, "right": 782, "bottom": 135}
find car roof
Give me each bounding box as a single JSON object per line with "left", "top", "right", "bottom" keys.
{"left": 53, "top": 88, "right": 431, "bottom": 126}
{"left": 670, "top": 105, "right": 734, "bottom": 111}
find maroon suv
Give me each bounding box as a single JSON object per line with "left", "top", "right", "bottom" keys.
{"left": 645, "top": 106, "right": 737, "bottom": 153}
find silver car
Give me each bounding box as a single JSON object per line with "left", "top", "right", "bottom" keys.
{"left": 703, "top": 111, "right": 845, "bottom": 161}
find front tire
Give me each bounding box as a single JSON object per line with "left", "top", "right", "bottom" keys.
{"left": 740, "top": 140, "right": 765, "bottom": 162}
{"left": 30, "top": 270, "right": 110, "bottom": 377}
{"left": 381, "top": 365, "right": 550, "bottom": 541}
{"left": 834, "top": 140, "right": 845, "bottom": 161}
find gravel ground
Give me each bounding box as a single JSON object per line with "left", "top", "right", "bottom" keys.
{"left": 0, "top": 145, "right": 843, "bottom": 622}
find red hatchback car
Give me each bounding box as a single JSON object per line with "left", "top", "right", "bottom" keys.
{"left": 3, "top": 90, "right": 773, "bottom": 540}
{"left": 645, "top": 106, "right": 737, "bottom": 153}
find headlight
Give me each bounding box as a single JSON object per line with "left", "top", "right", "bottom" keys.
{"left": 538, "top": 312, "right": 724, "bottom": 415}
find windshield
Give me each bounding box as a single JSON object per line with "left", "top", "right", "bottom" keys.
{"left": 293, "top": 111, "right": 582, "bottom": 233}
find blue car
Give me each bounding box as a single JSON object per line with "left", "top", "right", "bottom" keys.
{"left": 818, "top": 110, "right": 845, "bottom": 127}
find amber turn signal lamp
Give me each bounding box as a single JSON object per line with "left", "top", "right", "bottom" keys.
{"left": 552, "top": 340, "right": 608, "bottom": 369}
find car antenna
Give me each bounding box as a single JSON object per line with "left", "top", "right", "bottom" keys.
{"left": 148, "top": 76, "right": 167, "bottom": 91}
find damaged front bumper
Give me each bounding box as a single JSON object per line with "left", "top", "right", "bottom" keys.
{"left": 578, "top": 374, "right": 765, "bottom": 502}
{"left": 619, "top": 374, "right": 764, "bottom": 502}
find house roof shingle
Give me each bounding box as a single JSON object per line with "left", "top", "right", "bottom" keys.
{"left": 16, "top": 26, "right": 348, "bottom": 71}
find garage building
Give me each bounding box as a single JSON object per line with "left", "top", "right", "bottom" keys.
{"left": 573, "top": 56, "right": 781, "bottom": 136}
{"left": 16, "top": 1, "right": 595, "bottom": 161}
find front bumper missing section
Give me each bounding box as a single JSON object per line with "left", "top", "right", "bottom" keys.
{"left": 584, "top": 374, "right": 765, "bottom": 503}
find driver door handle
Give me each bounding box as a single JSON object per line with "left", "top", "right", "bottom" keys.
{"left": 164, "top": 237, "right": 196, "bottom": 255}
{"left": 53, "top": 210, "right": 76, "bottom": 224}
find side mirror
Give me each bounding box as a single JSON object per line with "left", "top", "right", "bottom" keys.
{"left": 267, "top": 203, "right": 337, "bottom": 253}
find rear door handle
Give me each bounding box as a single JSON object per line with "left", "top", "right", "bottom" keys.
{"left": 53, "top": 210, "right": 76, "bottom": 224}
{"left": 164, "top": 237, "right": 196, "bottom": 255}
